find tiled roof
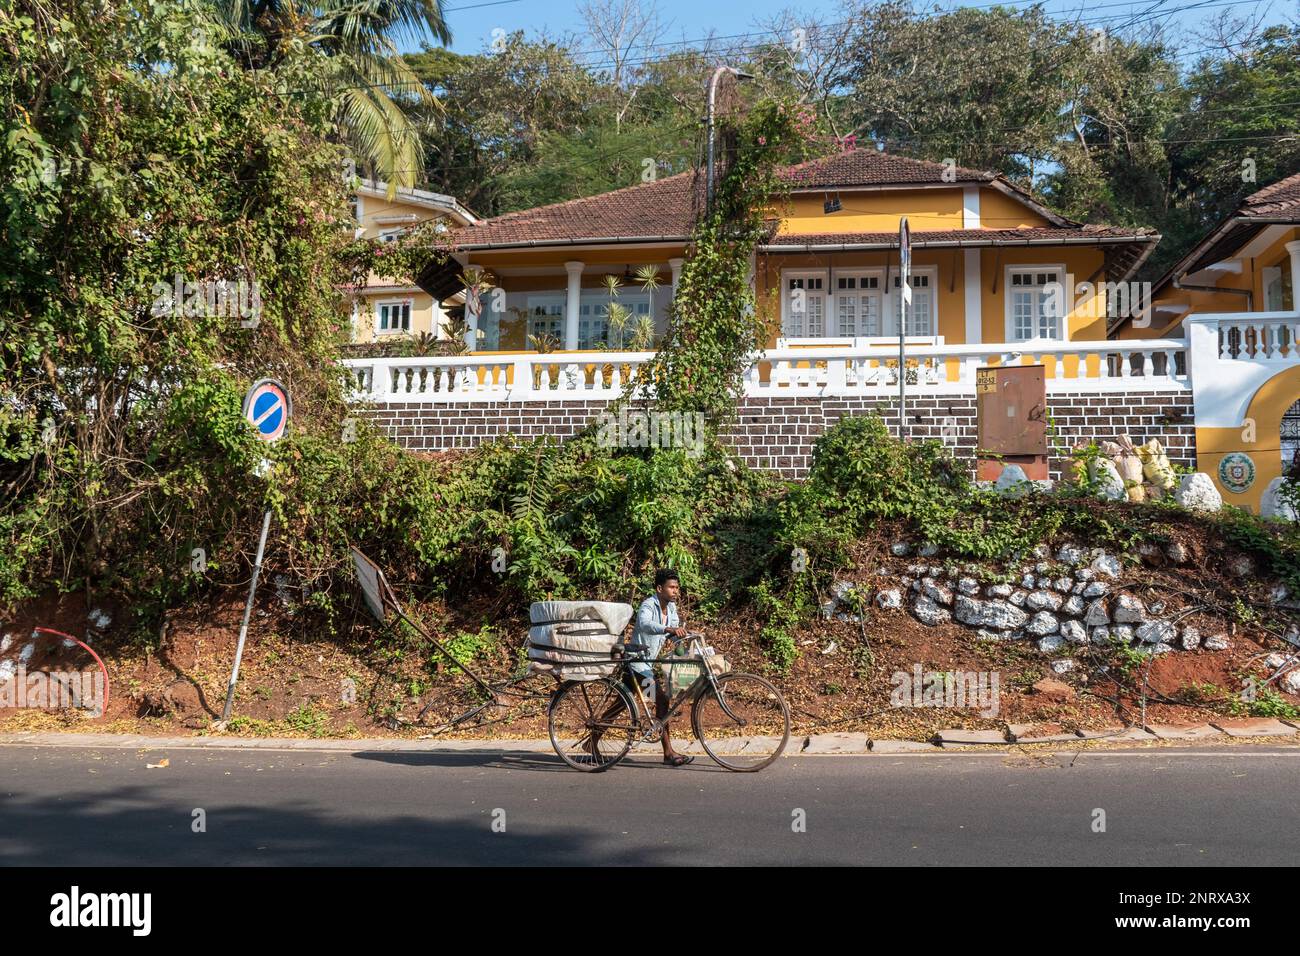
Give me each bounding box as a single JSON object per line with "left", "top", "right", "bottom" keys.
{"left": 780, "top": 150, "right": 992, "bottom": 188}
{"left": 765, "top": 226, "right": 1155, "bottom": 247}
{"left": 1241, "top": 171, "right": 1300, "bottom": 219}
{"left": 451, "top": 172, "right": 700, "bottom": 248}
{"left": 449, "top": 150, "right": 1132, "bottom": 249}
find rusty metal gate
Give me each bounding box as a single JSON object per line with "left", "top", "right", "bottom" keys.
{"left": 976, "top": 365, "right": 1049, "bottom": 481}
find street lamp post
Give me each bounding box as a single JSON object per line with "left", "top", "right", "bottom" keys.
{"left": 706, "top": 66, "right": 755, "bottom": 210}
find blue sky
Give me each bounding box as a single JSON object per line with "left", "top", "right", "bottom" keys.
{"left": 425, "top": 0, "right": 1293, "bottom": 59}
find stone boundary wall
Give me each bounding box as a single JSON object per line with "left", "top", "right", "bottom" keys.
{"left": 356, "top": 389, "right": 1196, "bottom": 478}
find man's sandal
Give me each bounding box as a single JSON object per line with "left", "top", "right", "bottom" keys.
{"left": 663, "top": 754, "right": 694, "bottom": 767}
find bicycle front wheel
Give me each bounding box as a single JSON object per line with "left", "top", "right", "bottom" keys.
{"left": 691, "top": 673, "right": 790, "bottom": 772}
{"left": 548, "top": 678, "right": 637, "bottom": 772}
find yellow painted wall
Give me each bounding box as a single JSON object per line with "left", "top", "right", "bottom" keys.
{"left": 354, "top": 290, "right": 440, "bottom": 340}
{"left": 775, "top": 186, "right": 1052, "bottom": 235}
{"left": 1195, "top": 364, "right": 1300, "bottom": 512}
{"left": 980, "top": 245, "right": 1109, "bottom": 343}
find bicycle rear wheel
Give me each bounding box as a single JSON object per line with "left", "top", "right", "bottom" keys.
{"left": 548, "top": 678, "right": 637, "bottom": 772}
{"left": 691, "top": 673, "right": 790, "bottom": 772}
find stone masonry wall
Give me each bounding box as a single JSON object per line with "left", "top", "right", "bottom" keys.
{"left": 357, "top": 389, "right": 1196, "bottom": 479}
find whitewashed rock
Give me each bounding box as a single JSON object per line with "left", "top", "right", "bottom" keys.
{"left": 1060, "top": 619, "right": 1088, "bottom": 644}
{"left": 1053, "top": 576, "right": 1074, "bottom": 593}
{"left": 1082, "top": 581, "right": 1109, "bottom": 598}
{"left": 1083, "top": 600, "right": 1110, "bottom": 626}
{"left": 1033, "top": 544, "right": 1051, "bottom": 559}
{"left": 1136, "top": 620, "right": 1176, "bottom": 645}
{"left": 1074, "top": 568, "right": 1096, "bottom": 582}
{"left": 1268, "top": 583, "right": 1290, "bottom": 604}
{"left": 891, "top": 541, "right": 911, "bottom": 556}
{"left": 1260, "top": 477, "right": 1299, "bottom": 521}
{"left": 953, "top": 596, "right": 1028, "bottom": 630}
{"left": 0, "top": 660, "right": 14, "bottom": 683}
{"left": 918, "top": 543, "right": 939, "bottom": 558}
{"left": 921, "top": 581, "right": 953, "bottom": 605}
{"left": 876, "top": 589, "right": 902, "bottom": 610}
{"left": 1227, "top": 554, "right": 1254, "bottom": 578}
{"left": 1090, "top": 626, "right": 1111, "bottom": 642}
{"left": 0, "top": 633, "right": 11, "bottom": 654}
{"left": 1026, "top": 612, "right": 1060, "bottom": 636}
{"left": 995, "top": 465, "right": 1033, "bottom": 497}
{"left": 1021, "top": 574, "right": 1036, "bottom": 589}
{"left": 986, "top": 583, "right": 1013, "bottom": 599}
{"left": 1149, "top": 600, "right": 1167, "bottom": 615}
{"left": 1009, "top": 590, "right": 1028, "bottom": 607}
{"left": 88, "top": 608, "right": 111, "bottom": 630}
{"left": 913, "top": 595, "right": 950, "bottom": 626}
{"left": 956, "top": 577, "right": 980, "bottom": 596}
{"left": 1091, "top": 554, "right": 1122, "bottom": 578}
{"left": 1051, "top": 659, "right": 1077, "bottom": 674}
{"left": 1203, "top": 633, "right": 1231, "bottom": 651}
{"left": 1179, "top": 626, "right": 1201, "bottom": 651}
{"left": 1112, "top": 624, "right": 1135, "bottom": 642}
{"left": 1056, "top": 544, "right": 1085, "bottom": 565}
{"left": 1037, "top": 634, "right": 1066, "bottom": 653}
{"left": 1264, "top": 652, "right": 1288, "bottom": 669}
{"left": 1174, "top": 473, "right": 1223, "bottom": 513}
{"left": 19, "top": 643, "right": 35, "bottom": 662}
{"left": 907, "top": 563, "right": 928, "bottom": 576}
{"left": 1280, "top": 669, "right": 1300, "bottom": 695}
{"left": 1138, "top": 542, "right": 1162, "bottom": 562}
{"left": 1284, "top": 625, "right": 1300, "bottom": 647}
{"left": 1113, "top": 594, "right": 1146, "bottom": 624}
{"left": 1026, "top": 590, "right": 1062, "bottom": 612}
{"left": 1062, "top": 595, "right": 1085, "bottom": 616}
{"left": 1035, "top": 562, "right": 1051, "bottom": 574}
{"left": 1166, "top": 542, "right": 1190, "bottom": 564}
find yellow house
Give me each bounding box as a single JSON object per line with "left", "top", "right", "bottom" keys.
{"left": 1115, "top": 172, "right": 1300, "bottom": 510}
{"left": 416, "top": 150, "right": 1158, "bottom": 354}
{"left": 350, "top": 178, "right": 478, "bottom": 344}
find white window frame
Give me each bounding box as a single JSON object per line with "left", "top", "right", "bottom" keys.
{"left": 378, "top": 227, "right": 406, "bottom": 243}
{"left": 1004, "top": 264, "right": 1067, "bottom": 343}
{"left": 830, "top": 269, "right": 885, "bottom": 339}
{"left": 781, "top": 270, "right": 829, "bottom": 341}
{"left": 376, "top": 298, "right": 412, "bottom": 334}
{"left": 526, "top": 294, "right": 565, "bottom": 345}
{"left": 888, "top": 266, "right": 938, "bottom": 338}
{"left": 581, "top": 292, "right": 650, "bottom": 349}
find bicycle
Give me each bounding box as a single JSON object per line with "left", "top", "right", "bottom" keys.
{"left": 546, "top": 631, "right": 790, "bottom": 772}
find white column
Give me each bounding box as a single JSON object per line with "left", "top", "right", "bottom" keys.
{"left": 564, "top": 260, "right": 584, "bottom": 351}
{"left": 463, "top": 261, "right": 480, "bottom": 352}
{"left": 668, "top": 257, "right": 684, "bottom": 301}
{"left": 963, "top": 248, "right": 982, "bottom": 344}
{"left": 962, "top": 186, "right": 981, "bottom": 229}
{"left": 1286, "top": 241, "right": 1300, "bottom": 309}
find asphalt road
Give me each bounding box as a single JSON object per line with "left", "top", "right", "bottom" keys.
{"left": 2, "top": 743, "right": 1298, "bottom": 865}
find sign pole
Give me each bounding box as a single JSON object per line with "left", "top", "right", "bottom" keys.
{"left": 220, "top": 378, "right": 292, "bottom": 724}
{"left": 222, "top": 506, "right": 271, "bottom": 722}
{"left": 898, "top": 217, "right": 911, "bottom": 441}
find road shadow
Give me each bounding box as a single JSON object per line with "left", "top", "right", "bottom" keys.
{"left": 0, "top": 779, "right": 681, "bottom": 866}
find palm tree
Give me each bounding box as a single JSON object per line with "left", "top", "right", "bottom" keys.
{"left": 207, "top": 1, "right": 450, "bottom": 191}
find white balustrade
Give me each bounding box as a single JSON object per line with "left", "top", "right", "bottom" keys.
{"left": 342, "top": 338, "right": 1192, "bottom": 405}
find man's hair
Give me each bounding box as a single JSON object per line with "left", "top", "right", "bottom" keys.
{"left": 654, "top": 568, "right": 680, "bottom": 588}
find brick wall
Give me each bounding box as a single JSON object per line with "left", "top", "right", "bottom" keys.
{"left": 357, "top": 389, "right": 1196, "bottom": 478}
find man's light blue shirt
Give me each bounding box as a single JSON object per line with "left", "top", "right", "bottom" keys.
{"left": 629, "top": 595, "right": 678, "bottom": 688}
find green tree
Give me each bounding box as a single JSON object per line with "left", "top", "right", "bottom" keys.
{"left": 207, "top": 0, "right": 452, "bottom": 190}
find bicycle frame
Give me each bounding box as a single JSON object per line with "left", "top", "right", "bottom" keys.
{"left": 620, "top": 633, "right": 729, "bottom": 730}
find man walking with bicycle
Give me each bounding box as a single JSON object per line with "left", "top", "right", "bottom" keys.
{"left": 629, "top": 568, "right": 694, "bottom": 767}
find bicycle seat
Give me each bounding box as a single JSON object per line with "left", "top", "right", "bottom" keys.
{"left": 623, "top": 642, "right": 650, "bottom": 654}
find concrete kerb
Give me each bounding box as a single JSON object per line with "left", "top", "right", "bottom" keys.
{"left": 1, "top": 724, "right": 1297, "bottom": 755}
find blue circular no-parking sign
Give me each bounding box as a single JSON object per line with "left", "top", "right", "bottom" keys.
{"left": 242, "top": 378, "right": 292, "bottom": 443}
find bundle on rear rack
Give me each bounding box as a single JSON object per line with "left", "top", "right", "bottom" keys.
{"left": 526, "top": 601, "right": 634, "bottom": 681}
